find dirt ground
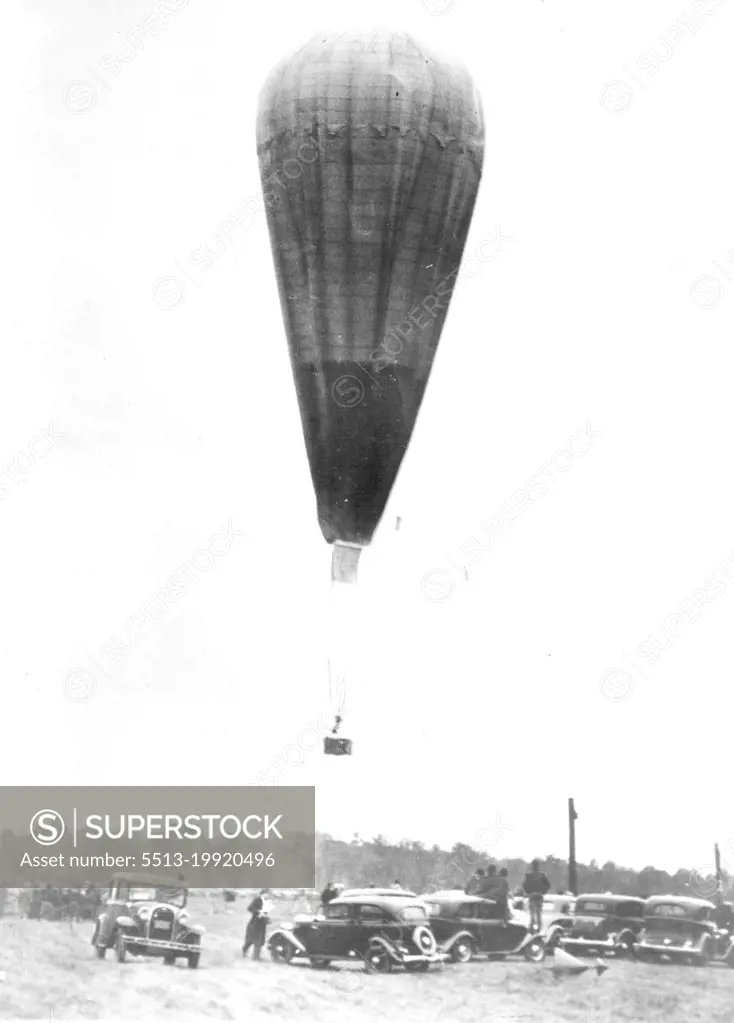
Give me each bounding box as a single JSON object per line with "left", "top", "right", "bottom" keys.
{"left": 1, "top": 896, "right": 733, "bottom": 1021}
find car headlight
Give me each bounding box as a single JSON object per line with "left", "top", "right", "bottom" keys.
{"left": 177, "top": 911, "right": 189, "bottom": 924}
{"left": 137, "top": 906, "right": 151, "bottom": 922}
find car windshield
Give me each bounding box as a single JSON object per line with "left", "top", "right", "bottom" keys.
{"left": 650, "top": 904, "right": 709, "bottom": 920}
{"left": 129, "top": 887, "right": 186, "bottom": 907}
{"left": 423, "top": 902, "right": 442, "bottom": 916}
{"left": 400, "top": 906, "right": 428, "bottom": 923}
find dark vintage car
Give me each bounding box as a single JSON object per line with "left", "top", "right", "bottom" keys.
{"left": 268, "top": 893, "right": 447, "bottom": 972}
{"left": 91, "top": 872, "right": 204, "bottom": 968}
{"left": 422, "top": 891, "right": 546, "bottom": 963}
{"left": 545, "top": 894, "right": 645, "bottom": 957}
{"left": 635, "top": 896, "right": 734, "bottom": 967}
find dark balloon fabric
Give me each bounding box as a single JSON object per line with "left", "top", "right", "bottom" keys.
{"left": 257, "top": 30, "right": 484, "bottom": 547}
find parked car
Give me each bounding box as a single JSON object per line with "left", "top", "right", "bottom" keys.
{"left": 91, "top": 872, "right": 204, "bottom": 968}
{"left": 545, "top": 894, "right": 645, "bottom": 957}
{"left": 422, "top": 891, "right": 546, "bottom": 963}
{"left": 635, "top": 895, "right": 734, "bottom": 967}
{"left": 268, "top": 892, "right": 447, "bottom": 972}
{"left": 511, "top": 894, "right": 576, "bottom": 935}
{"left": 338, "top": 888, "right": 418, "bottom": 899}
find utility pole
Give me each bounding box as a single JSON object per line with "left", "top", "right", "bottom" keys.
{"left": 715, "top": 842, "right": 722, "bottom": 901}
{"left": 568, "top": 798, "right": 578, "bottom": 896}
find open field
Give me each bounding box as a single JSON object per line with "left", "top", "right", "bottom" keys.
{"left": 2, "top": 897, "right": 733, "bottom": 1022}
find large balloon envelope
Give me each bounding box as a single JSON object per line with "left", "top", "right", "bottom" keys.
{"left": 257, "top": 29, "right": 484, "bottom": 585}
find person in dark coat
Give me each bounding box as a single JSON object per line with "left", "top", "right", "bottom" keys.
{"left": 476, "top": 864, "right": 498, "bottom": 898}
{"left": 465, "top": 868, "right": 485, "bottom": 895}
{"left": 321, "top": 881, "right": 339, "bottom": 907}
{"left": 242, "top": 889, "right": 271, "bottom": 959}
{"left": 523, "top": 859, "right": 551, "bottom": 933}
{"left": 494, "top": 868, "right": 511, "bottom": 921}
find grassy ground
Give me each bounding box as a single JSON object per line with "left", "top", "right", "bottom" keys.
{"left": 1, "top": 895, "right": 733, "bottom": 1021}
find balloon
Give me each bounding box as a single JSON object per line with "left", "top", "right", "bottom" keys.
{"left": 257, "top": 30, "right": 484, "bottom": 582}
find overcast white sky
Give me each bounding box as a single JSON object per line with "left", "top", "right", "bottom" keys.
{"left": 3, "top": 0, "right": 733, "bottom": 877}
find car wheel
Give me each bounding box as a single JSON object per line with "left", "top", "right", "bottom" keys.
{"left": 163, "top": 954, "right": 176, "bottom": 966}
{"left": 523, "top": 939, "right": 546, "bottom": 963}
{"left": 616, "top": 937, "right": 635, "bottom": 958}
{"left": 365, "top": 945, "right": 392, "bottom": 973}
{"left": 450, "top": 938, "right": 474, "bottom": 964}
{"left": 187, "top": 953, "right": 200, "bottom": 969}
{"left": 115, "top": 932, "right": 126, "bottom": 964}
{"left": 94, "top": 943, "right": 107, "bottom": 959}
{"left": 269, "top": 939, "right": 294, "bottom": 964}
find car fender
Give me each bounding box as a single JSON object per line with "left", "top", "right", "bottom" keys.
{"left": 517, "top": 931, "right": 543, "bottom": 953}
{"left": 545, "top": 923, "right": 564, "bottom": 944}
{"left": 615, "top": 928, "right": 635, "bottom": 946}
{"left": 367, "top": 935, "right": 403, "bottom": 962}
{"left": 269, "top": 928, "right": 307, "bottom": 954}
{"left": 115, "top": 915, "right": 135, "bottom": 928}
{"left": 185, "top": 924, "right": 205, "bottom": 935}
{"left": 438, "top": 929, "right": 474, "bottom": 953}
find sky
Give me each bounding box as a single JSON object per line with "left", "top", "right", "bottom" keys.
{"left": 3, "top": 0, "right": 734, "bottom": 878}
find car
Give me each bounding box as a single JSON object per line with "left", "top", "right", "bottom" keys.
{"left": 545, "top": 894, "right": 645, "bottom": 957}
{"left": 511, "top": 894, "right": 576, "bottom": 935}
{"left": 268, "top": 893, "right": 447, "bottom": 972}
{"left": 91, "top": 872, "right": 204, "bottom": 969}
{"left": 422, "top": 891, "right": 546, "bottom": 963}
{"left": 635, "top": 895, "right": 734, "bottom": 967}
{"left": 339, "top": 888, "right": 419, "bottom": 899}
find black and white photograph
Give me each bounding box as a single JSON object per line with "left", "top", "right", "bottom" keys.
{"left": 2, "top": 0, "right": 733, "bottom": 1019}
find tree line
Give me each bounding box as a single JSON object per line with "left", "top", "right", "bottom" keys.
{"left": 315, "top": 833, "right": 730, "bottom": 899}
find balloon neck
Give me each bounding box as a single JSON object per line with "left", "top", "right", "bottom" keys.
{"left": 331, "top": 542, "right": 362, "bottom": 585}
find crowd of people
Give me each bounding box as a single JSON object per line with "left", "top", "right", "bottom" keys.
{"left": 464, "top": 859, "right": 553, "bottom": 931}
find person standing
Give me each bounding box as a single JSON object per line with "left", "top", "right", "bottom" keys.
{"left": 523, "top": 860, "right": 551, "bottom": 933}
{"left": 243, "top": 889, "right": 272, "bottom": 960}
{"left": 320, "top": 881, "right": 339, "bottom": 907}
{"left": 477, "top": 864, "right": 498, "bottom": 898}
{"left": 494, "top": 868, "right": 511, "bottom": 922}
{"left": 465, "top": 868, "right": 485, "bottom": 895}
